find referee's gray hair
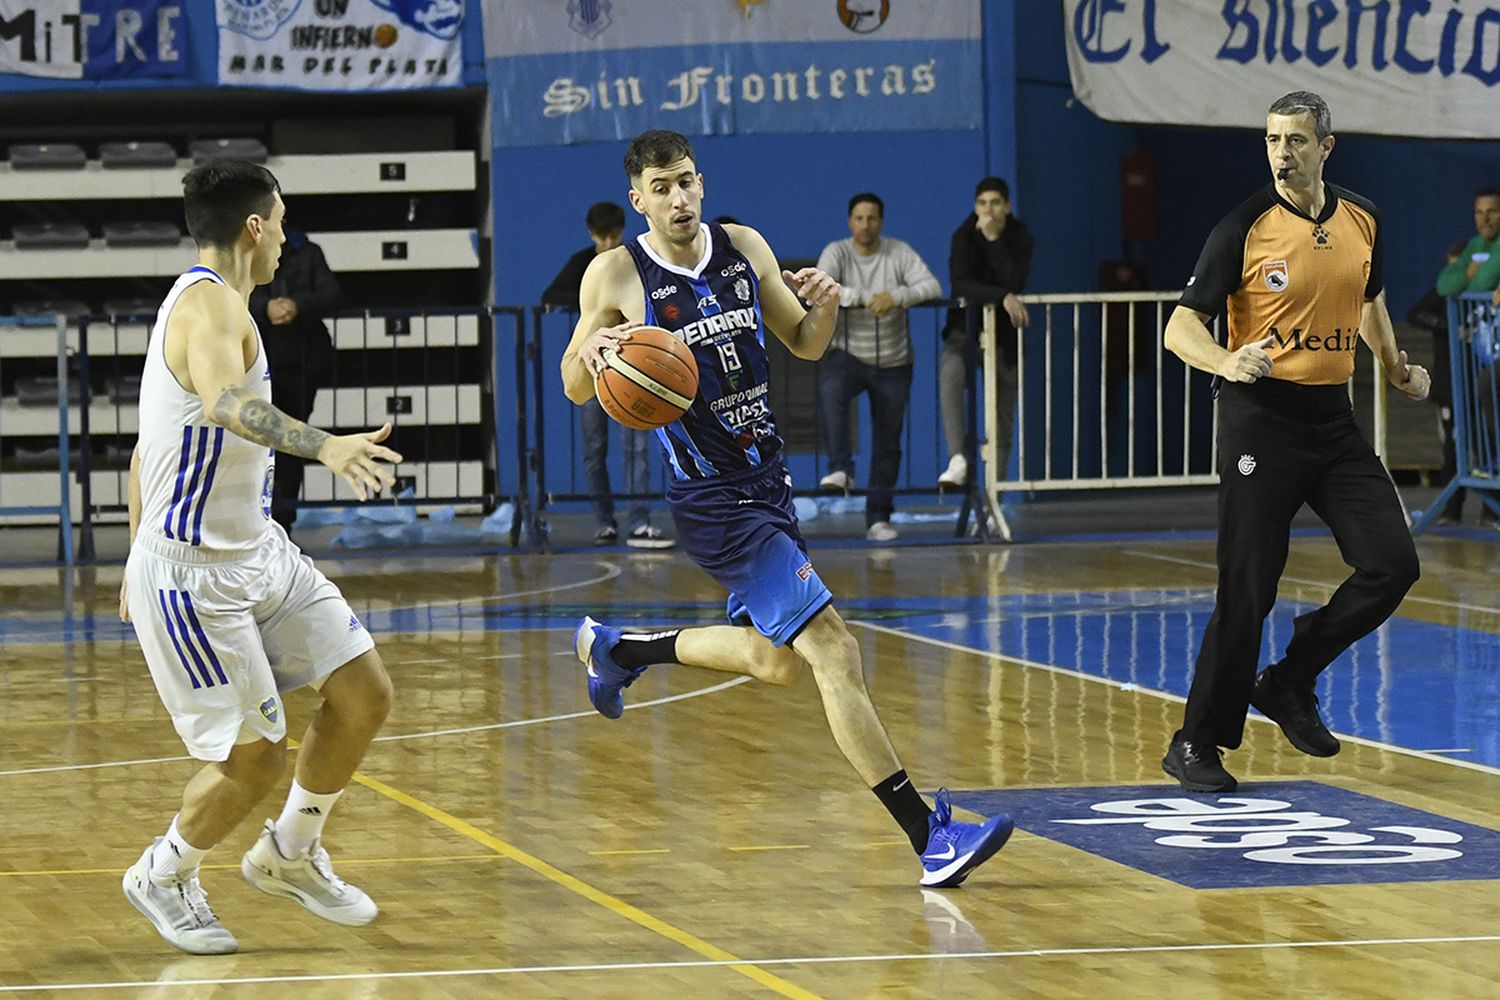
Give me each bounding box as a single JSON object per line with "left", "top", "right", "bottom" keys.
{"left": 1268, "top": 91, "right": 1332, "bottom": 140}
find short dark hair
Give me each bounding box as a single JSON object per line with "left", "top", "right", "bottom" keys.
{"left": 624, "top": 129, "right": 696, "bottom": 182}
{"left": 848, "top": 192, "right": 883, "bottom": 217}
{"left": 1477, "top": 186, "right": 1500, "bottom": 202}
{"left": 183, "top": 159, "right": 280, "bottom": 249}
{"left": 586, "top": 201, "right": 626, "bottom": 235}
{"left": 1268, "top": 90, "right": 1333, "bottom": 140}
{"left": 975, "top": 176, "right": 1009, "bottom": 201}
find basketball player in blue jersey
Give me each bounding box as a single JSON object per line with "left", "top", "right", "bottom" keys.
{"left": 561, "top": 130, "right": 1012, "bottom": 888}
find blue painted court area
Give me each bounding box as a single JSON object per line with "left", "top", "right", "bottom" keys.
{"left": 947, "top": 782, "right": 1500, "bottom": 888}
{"left": 5, "top": 587, "right": 1498, "bottom": 768}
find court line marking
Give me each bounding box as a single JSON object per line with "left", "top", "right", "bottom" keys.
{"left": 4, "top": 933, "right": 1496, "bottom": 992}
{"left": 0, "top": 678, "right": 752, "bottom": 777}
{"left": 0, "top": 560, "right": 625, "bottom": 646}
{"left": 348, "top": 770, "right": 823, "bottom": 1000}
{"left": 850, "top": 620, "right": 1500, "bottom": 779}
{"left": 1123, "top": 549, "right": 1500, "bottom": 615}
{"left": 0, "top": 854, "right": 501, "bottom": 879}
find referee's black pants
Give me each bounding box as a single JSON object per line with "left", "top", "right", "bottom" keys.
{"left": 1181, "top": 378, "right": 1421, "bottom": 750}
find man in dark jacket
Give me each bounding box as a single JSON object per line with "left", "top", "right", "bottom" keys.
{"left": 249, "top": 228, "right": 341, "bottom": 533}
{"left": 939, "top": 177, "right": 1034, "bottom": 488}
{"left": 541, "top": 202, "right": 673, "bottom": 548}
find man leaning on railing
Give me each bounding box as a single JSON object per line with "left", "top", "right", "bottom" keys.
{"left": 813, "top": 191, "right": 941, "bottom": 543}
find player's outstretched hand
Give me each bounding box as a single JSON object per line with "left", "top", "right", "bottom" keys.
{"left": 1221, "top": 334, "right": 1276, "bottom": 383}
{"left": 580, "top": 322, "right": 637, "bottom": 378}
{"left": 783, "top": 267, "right": 841, "bottom": 312}
{"left": 318, "top": 423, "right": 404, "bottom": 501}
{"left": 1388, "top": 350, "right": 1431, "bottom": 401}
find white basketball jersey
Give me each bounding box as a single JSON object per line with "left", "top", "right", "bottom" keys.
{"left": 137, "top": 266, "right": 274, "bottom": 553}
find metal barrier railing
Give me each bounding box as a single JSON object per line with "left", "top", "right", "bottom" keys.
{"left": 979, "top": 292, "right": 1393, "bottom": 521}
{"left": 1412, "top": 292, "right": 1500, "bottom": 533}
{"left": 0, "top": 314, "right": 75, "bottom": 564}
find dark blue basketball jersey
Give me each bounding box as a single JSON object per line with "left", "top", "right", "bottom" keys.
{"left": 622, "top": 222, "right": 784, "bottom": 481}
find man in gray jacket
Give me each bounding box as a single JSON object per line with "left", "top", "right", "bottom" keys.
{"left": 815, "top": 193, "right": 942, "bottom": 541}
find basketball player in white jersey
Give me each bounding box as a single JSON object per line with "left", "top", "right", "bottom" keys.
{"left": 120, "top": 160, "right": 402, "bottom": 954}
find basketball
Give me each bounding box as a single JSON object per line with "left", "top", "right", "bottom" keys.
{"left": 595, "top": 326, "right": 699, "bottom": 430}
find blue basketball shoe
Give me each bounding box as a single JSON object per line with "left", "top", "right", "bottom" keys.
{"left": 574, "top": 615, "right": 645, "bottom": 719}
{"left": 919, "top": 789, "right": 1014, "bottom": 888}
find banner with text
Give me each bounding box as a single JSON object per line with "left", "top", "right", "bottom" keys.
{"left": 483, "top": 1, "right": 982, "bottom": 146}
{"left": 0, "top": 0, "right": 188, "bottom": 79}
{"left": 1063, "top": 0, "right": 1500, "bottom": 139}
{"left": 217, "top": 0, "right": 463, "bottom": 91}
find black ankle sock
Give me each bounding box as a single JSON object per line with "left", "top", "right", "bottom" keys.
{"left": 872, "top": 770, "right": 932, "bottom": 854}
{"left": 610, "top": 630, "right": 681, "bottom": 670}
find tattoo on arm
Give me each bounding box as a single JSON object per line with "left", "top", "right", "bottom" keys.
{"left": 213, "top": 388, "right": 330, "bottom": 459}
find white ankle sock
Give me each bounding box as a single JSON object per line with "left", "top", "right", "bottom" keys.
{"left": 273, "top": 781, "right": 343, "bottom": 857}
{"left": 151, "top": 815, "right": 208, "bottom": 880}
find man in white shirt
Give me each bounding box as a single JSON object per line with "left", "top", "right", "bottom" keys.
{"left": 815, "top": 193, "right": 941, "bottom": 541}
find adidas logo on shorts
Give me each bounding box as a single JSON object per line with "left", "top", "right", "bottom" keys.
{"left": 348, "top": 614, "right": 364, "bottom": 633}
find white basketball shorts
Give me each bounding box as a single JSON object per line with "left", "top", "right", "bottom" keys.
{"left": 125, "top": 524, "right": 375, "bottom": 762}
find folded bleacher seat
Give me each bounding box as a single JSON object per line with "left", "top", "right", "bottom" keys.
{"left": 102, "top": 296, "right": 160, "bottom": 319}
{"left": 103, "top": 220, "right": 181, "bottom": 248}
{"left": 12, "top": 222, "right": 90, "bottom": 249}
{"left": 14, "top": 445, "right": 73, "bottom": 470}
{"left": 189, "top": 138, "right": 268, "bottom": 164}
{"left": 13, "top": 299, "right": 90, "bottom": 325}
{"left": 100, "top": 141, "right": 177, "bottom": 169}
{"left": 15, "top": 376, "right": 83, "bottom": 406}
{"left": 8, "top": 143, "right": 86, "bottom": 170}
{"left": 107, "top": 374, "right": 142, "bottom": 404}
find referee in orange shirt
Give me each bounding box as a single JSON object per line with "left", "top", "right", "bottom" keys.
{"left": 1161, "top": 91, "right": 1431, "bottom": 792}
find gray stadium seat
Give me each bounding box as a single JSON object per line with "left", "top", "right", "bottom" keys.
{"left": 189, "top": 138, "right": 268, "bottom": 164}
{"left": 7, "top": 143, "right": 86, "bottom": 170}
{"left": 102, "top": 296, "right": 160, "bottom": 318}
{"left": 103, "top": 220, "right": 181, "bottom": 248}
{"left": 14, "top": 299, "right": 90, "bottom": 325}
{"left": 107, "top": 374, "right": 142, "bottom": 404}
{"left": 100, "top": 141, "right": 178, "bottom": 169}
{"left": 15, "top": 376, "right": 83, "bottom": 406}
{"left": 12, "top": 222, "right": 90, "bottom": 249}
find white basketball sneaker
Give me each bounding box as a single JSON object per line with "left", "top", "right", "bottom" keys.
{"left": 122, "top": 839, "right": 238, "bottom": 955}
{"left": 240, "top": 820, "right": 377, "bottom": 926}
{"left": 938, "top": 454, "right": 968, "bottom": 487}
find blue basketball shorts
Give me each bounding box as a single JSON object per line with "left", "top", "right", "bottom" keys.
{"left": 667, "top": 459, "right": 833, "bottom": 646}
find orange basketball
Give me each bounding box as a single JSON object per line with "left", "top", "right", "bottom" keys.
{"left": 595, "top": 326, "right": 699, "bottom": 430}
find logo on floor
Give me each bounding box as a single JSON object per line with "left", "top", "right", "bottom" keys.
{"left": 947, "top": 782, "right": 1500, "bottom": 888}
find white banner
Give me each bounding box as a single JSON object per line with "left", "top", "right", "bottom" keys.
{"left": 217, "top": 0, "right": 462, "bottom": 91}
{"left": 1063, "top": 0, "right": 1500, "bottom": 139}
{"left": 0, "top": 0, "right": 84, "bottom": 78}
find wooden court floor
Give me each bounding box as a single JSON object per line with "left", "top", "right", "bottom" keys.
{"left": 0, "top": 535, "right": 1497, "bottom": 998}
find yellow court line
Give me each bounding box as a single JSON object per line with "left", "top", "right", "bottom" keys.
{"left": 728, "top": 844, "right": 810, "bottom": 853}
{"left": 350, "top": 768, "right": 825, "bottom": 1000}
{"left": 0, "top": 853, "right": 502, "bottom": 879}
{"left": 588, "top": 848, "right": 673, "bottom": 857}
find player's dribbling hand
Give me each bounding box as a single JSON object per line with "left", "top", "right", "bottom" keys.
{"left": 579, "top": 323, "right": 637, "bottom": 378}
{"left": 317, "top": 422, "right": 404, "bottom": 501}
{"left": 1388, "top": 350, "right": 1431, "bottom": 401}
{"left": 1221, "top": 334, "right": 1276, "bottom": 383}
{"left": 783, "top": 267, "right": 841, "bottom": 313}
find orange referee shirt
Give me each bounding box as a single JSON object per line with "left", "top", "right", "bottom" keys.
{"left": 1178, "top": 183, "right": 1382, "bottom": 386}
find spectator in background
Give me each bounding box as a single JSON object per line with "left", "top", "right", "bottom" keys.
{"left": 940, "top": 177, "right": 1034, "bottom": 489}
{"left": 1431, "top": 187, "right": 1500, "bottom": 527}
{"left": 542, "top": 202, "right": 673, "bottom": 548}
{"left": 1436, "top": 187, "right": 1500, "bottom": 304}
{"left": 815, "top": 193, "right": 941, "bottom": 542}
{"left": 249, "top": 228, "right": 340, "bottom": 534}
